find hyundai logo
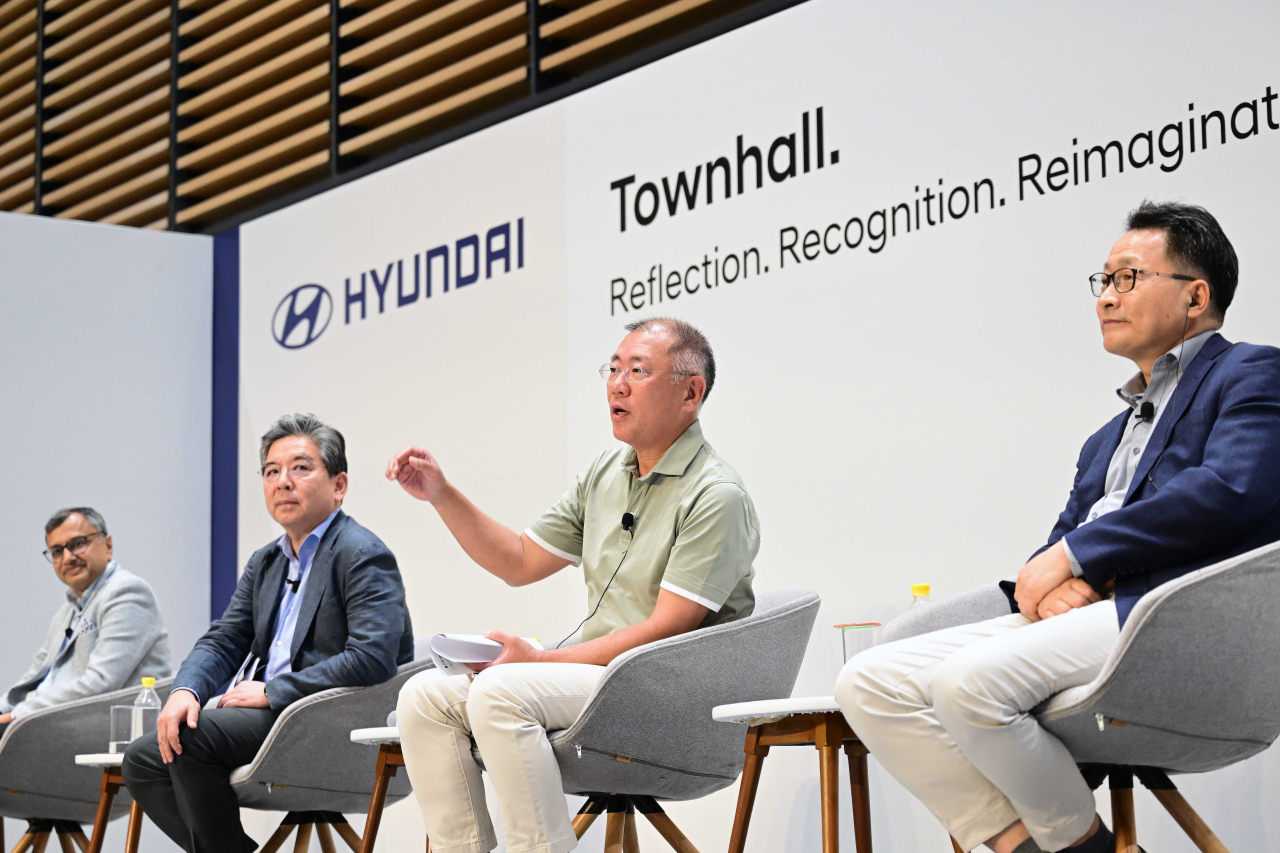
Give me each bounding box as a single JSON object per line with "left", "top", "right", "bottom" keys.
{"left": 273, "top": 284, "right": 333, "bottom": 349}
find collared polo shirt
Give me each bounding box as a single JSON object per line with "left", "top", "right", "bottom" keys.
{"left": 526, "top": 420, "right": 759, "bottom": 642}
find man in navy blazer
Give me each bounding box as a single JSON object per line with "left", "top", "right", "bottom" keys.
{"left": 122, "top": 414, "right": 414, "bottom": 853}
{"left": 837, "top": 202, "right": 1280, "bottom": 853}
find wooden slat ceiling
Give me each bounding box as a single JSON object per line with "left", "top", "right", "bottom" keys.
{"left": 10, "top": 0, "right": 765, "bottom": 229}
{"left": 0, "top": 0, "right": 36, "bottom": 213}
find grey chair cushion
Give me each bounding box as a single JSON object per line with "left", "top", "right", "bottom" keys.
{"left": 0, "top": 677, "right": 175, "bottom": 824}
{"left": 230, "top": 659, "right": 434, "bottom": 813}
{"left": 548, "top": 589, "right": 820, "bottom": 801}
{"left": 879, "top": 585, "right": 1011, "bottom": 644}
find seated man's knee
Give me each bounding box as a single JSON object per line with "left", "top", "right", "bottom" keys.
{"left": 121, "top": 733, "right": 165, "bottom": 784}
{"left": 931, "top": 649, "right": 1005, "bottom": 731}
{"left": 465, "top": 669, "right": 532, "bottom": 729}
{"left": 834, "top": 647, "right": 902, "bottom": 725}
{"left": 397, "top": 670, "right": 462, "bottom": 734}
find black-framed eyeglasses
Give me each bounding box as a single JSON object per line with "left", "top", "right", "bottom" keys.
{"left": 43, "top": 532, "right": 104, "bottom": 564}
{"left": 1089, "top": 268, "right": 1195, "bottom": 297}
{"left": 599, "top": 364, "right": 697, "bottom": 383}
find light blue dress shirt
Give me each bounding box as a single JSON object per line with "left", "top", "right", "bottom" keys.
{"left": 1062, "top": 330, "right": 1218, "bottom": 577}
{"left": 265, "top": 507, "right": 340, "bottom": 681}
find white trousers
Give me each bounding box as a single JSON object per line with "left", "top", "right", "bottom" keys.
{"left": 834, "top": 601, "right": 1120, "bottom": 853}
{"left": 397, "top": 664, "right": 606, "bottom": 853}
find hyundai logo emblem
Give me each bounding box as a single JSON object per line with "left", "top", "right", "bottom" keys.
{"left": 272, "top": 284, "right": 333, "bottom": 349}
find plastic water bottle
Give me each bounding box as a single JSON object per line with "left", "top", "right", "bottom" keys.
{"left": 131, "top": 676, "right": 162, "bottom": 741}
{"left": 910, "top": 584, "right": 932, "bottom": 609}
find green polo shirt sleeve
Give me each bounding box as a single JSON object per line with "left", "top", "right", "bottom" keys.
{"left": 660, "top": 481, "right": 759, "bottom": 611}
{"left": 524, "top": 458, "right": 596, "bottom": 566}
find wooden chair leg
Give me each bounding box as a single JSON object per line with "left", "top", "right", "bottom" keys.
{"left": 1149, "top": 788, "right": 1230, "bottom": 853}
{"left": 632, "top": 797, "right": 700, "bottom": 853}
{"left": 260, "top": 822, "right": 298, "bottom": 853}
{"left": 573, "top": 795, "right": 608, "bottom": 840}
{"left": 604, "top": 811, "right": 625, "bottom": 853}
{"left": 316, "top": 822, "right": 337, "bottom": 853}
{"left": 950, "top": 837, "right": 963, "bottom": 853}
{"left": 55, "top": 833, "right": 74, "bottom": 853}
{"left": 727, "top": 728, "right": 768, "bottom": 853}
{"left": 9, "top": 831, "right": 38, "bottom": 853}
{"left": 293, "top": 823, "right": 313, "bottom": 853}
{"left": 622, "top": 811, "right": 640, "bottom": 853}
{"left": 1109, "top": 768, "right": 1138, "bottom": 853}
{"left": 29, "top": 834, "right": 49, "bottom": 853}
{"left": 360, "top": 745, "right": 399, "bottom": 853}
{"left": 331, "top": 822, "right": 363, "bottom": 853}
{"left": 86, "top": 769, "right": 121, "bottom": 853}
{"left": 844, "top": 740, "right": 872, "bottom": 853}
{"left": 65, "top": 831, "right": 90, "bottom": 853}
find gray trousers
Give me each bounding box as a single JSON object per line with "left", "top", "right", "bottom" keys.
{"left": 121, "top": 707, "right": 278, "bottom": 853}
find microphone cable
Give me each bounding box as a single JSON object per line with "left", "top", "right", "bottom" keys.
{"left": 554, "top": 512, "right": 635, "bottom": 649}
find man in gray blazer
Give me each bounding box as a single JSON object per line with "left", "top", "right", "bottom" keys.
{"left": 0, "top": 507, "right": 171, "bottom": 728}
{"left": 122, "top": 414, "right": 414, "bottom": 853}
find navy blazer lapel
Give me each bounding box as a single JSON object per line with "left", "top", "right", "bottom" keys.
{"left": 289, "top": 512, "right": 342, "bottom": 660}
{"left": 1125, "top": 334, "right": 1230, "bottom": 504}
{"left": 1077, "top": 411, "right": 1128, "bottom": 514}
{"left": 255, "top": 551, "right": 288, "bottom": 654}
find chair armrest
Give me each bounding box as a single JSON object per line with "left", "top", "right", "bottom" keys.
{"left": 550, "top": 590, "right": 820, "bottom": 786}
{"left": 879, "top": 584, "right": 1012, "bottom": 644}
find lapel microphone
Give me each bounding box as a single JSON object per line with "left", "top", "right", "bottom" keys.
{"left": 287, "top": 575, "right": 301, "bottom": 594}
{"left": 621, "top": 512, "right": 635, "bottom": 533}
{"left": 1138, "top": 401, "right": 1155, "bottom": 423}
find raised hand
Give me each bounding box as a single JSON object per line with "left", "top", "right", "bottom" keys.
{"left": 386, "top": 445, "right": 447, "bottom": 503}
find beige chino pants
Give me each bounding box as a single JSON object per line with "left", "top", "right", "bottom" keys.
{"left": 397, "top": 663, "right": 606, "bottom": 853}
{"left": 834, "top": 601, "right": 1120, "bottom": 852}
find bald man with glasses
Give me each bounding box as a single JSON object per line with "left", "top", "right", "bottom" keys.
{"left": 0, "top": 507, "right": 171, "bottom": 730}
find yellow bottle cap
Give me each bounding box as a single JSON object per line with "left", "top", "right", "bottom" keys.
{"left": 141, "top": 677, "right": 156, "bottom": 687}
{"left": 911, "top": 584, "right": 931, "bottom": 596}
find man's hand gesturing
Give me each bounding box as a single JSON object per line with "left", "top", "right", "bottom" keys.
{"left": 156, "top": 690, "right": 202, "bottom": 764}
{"left": 386, "top": 446, "right": 447, "bottom": 502}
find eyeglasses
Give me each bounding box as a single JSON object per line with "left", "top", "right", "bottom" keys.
{"left": 44, "top": 532, "right": 104, "bottom": 564}
{"left": 260, "top": 461, "right": 321, "bottom": 484}
{"left": 1089, "top": 268, "right": 1196, "bottom": 297}
{"left": 599, "top": 364, "right": 696, "bottom": 383}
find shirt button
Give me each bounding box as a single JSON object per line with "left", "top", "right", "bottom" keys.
{"left": 1090, "top": 513, "right": 1097, "bottom": 520}
{"left": 1132, "top": 447, "right": 1140, "bottom": 455}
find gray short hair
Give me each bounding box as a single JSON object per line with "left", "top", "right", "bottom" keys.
{"left": 623, "top": 317, "right": 716, "bottom": 403}
{"left": 260, "top": 413, "right": 347, "bottom": 476}
{"left": 45, "top": 507, "right": 108, "bottom": 537}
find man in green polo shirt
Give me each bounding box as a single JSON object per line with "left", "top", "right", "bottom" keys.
{"left": 386, "top": 317, "right": 758, "bottom": 853}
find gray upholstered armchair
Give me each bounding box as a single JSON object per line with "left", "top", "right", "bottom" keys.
{"left": 228, "top": 657, "right": 435, "bottom": 852}
{"left": 0, "top": 676, "right": 174, "bottom": 851}
{"left": 550, "top": 588, "right": 820, "bottom": 851}
{"left": 880, "top": 540, "right": 1280, "bottom": 853}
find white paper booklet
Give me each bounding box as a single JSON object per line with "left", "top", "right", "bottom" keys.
{"left": 428, "top": 633, "right": 544, "bottom": 676}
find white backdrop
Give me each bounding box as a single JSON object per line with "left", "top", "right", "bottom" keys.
{"left": 0, "top": 212, "right": 213, "bottom": 852}
{"left": 238, "top": 1, "right": 1280, "bottom": 850}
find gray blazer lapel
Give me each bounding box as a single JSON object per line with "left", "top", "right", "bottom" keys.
{"left": 255, "top": 553, "right": 288, "bottom": 655}
{"left": 288, "top": 516, "right": 342, "bottom": 661}
{"left": 1125, "top": 335, "right": 1228, "bottom": 504}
